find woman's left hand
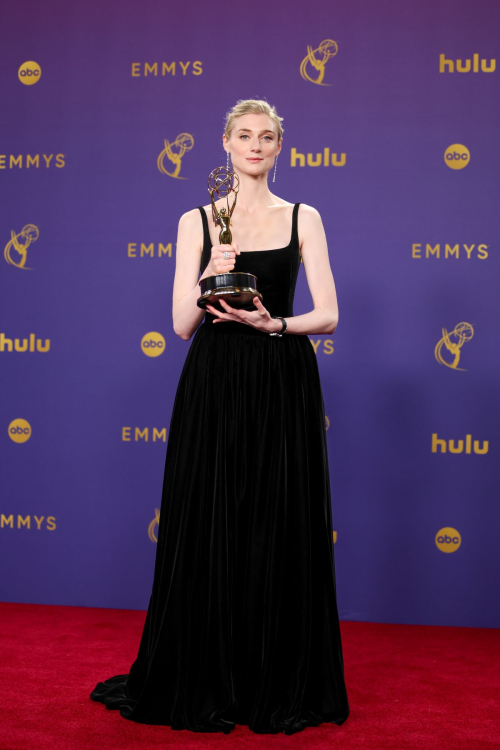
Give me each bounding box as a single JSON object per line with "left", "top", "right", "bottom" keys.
{"left": 206, "top": 297, "right": 280, "bottom": 334}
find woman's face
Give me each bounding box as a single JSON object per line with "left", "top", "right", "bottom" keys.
{"left": 223, "top": 113, "right": 282, "bottom": 178}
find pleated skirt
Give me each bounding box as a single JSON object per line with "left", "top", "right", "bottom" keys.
{"left": 90, "top": 320, "right": 350, "bottom": 734}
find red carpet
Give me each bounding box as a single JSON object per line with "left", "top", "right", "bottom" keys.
{"left": 0, "top": 602, "right": 498, "bottom": 749}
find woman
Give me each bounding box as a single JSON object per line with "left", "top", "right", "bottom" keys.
{"left": 90, "top": 99, "right": 350, "bottom": 735}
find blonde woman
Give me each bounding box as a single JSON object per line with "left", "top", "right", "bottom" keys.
{"left": 91, "top": 99, "right": 350, "bottom": 735}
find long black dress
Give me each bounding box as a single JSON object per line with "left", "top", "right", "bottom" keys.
{"left": 90, "top": 202, "right": 350, "bottom": 734}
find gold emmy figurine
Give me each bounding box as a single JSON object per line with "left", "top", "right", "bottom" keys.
{"left": 197, "top": 166, "right": 263, "bottom": 312}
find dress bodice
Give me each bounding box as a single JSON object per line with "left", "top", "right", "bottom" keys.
{"left": 197, "top": 203, "right": 302, "bottom": 322}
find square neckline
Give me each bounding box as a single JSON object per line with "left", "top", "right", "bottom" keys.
{"left": 202, "top": 203, "right": 297, "bottom": 253}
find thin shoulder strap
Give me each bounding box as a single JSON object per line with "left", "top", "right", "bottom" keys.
{"left": 197, "top": 205, "right": 210, "bottom": 246}
{"left": 197, "top": 206, "right": 212, "bottom": 275}
{"left": 292, "top": 202, "right": 301, "bottom": 245}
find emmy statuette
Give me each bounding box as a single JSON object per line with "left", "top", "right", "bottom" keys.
{"left": 197, "top": 167, "right": 263, "bottom": 312}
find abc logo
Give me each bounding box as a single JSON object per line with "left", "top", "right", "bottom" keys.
{"left": 8, "top": 418, "right": 32, "bottom": 443}
{"left": 444, "top": 144, "right": 470, "bottom": 170}
{"left": 18, "top": 61, "right": 42, "bottom": 86}
{"left": 435, "top": 527, "right": 461, "bottom": 553}
{"left": 141, "top": 331, "right": 165, "bottom": 357}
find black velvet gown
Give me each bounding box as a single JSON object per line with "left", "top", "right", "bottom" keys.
{"left": 90, "top": 202, "right": 350, "bottom": 734}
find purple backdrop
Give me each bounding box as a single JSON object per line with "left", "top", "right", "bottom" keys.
{"left": 1, "top": 0, "right": 499, "bottom": 628}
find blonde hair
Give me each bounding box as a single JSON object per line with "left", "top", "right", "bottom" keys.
{"left": 224, "top": 98, "right": 284, "bottom": 142}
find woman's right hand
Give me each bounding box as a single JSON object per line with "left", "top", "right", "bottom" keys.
{"left": 206, "top": 243, "right": 240, "bottom": 276}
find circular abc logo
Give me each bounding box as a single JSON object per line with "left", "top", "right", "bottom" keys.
{"left": 444, "top": 144, "right": 470, "bottom": 170}
{"left": 435, "top": 527, "right": 461, "bottom": 553}
{"left": 8, "top": 418, "right": 32, "bottom": 443}
{"left": 141, "top": 332, "right": 166, "bottom": 357}
{"left": 18, "top": 61, "right": 42, "bottom": 86}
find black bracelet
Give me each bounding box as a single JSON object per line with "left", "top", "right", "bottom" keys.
{"left": 270, "top": 315, "right": 287, "bottom": 337}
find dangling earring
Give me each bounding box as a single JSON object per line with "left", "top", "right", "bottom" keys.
{"left": 226, "top": 151, "right": 230, "bottom": 170}
{"left": 273, "top": 155, "right": 278, "bottom": 183}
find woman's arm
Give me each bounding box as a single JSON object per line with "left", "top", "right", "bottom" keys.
{"left": 172, "top": 210, "right": 207, "bottom": 340}
{"left": 283, "top": 203, "right": 339, "bottom": 335}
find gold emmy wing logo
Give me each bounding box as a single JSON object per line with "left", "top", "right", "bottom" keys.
{"left": 18, "top": 61, "right": 41, "bottom": 85}
{"left": 141, "top": 332, "right": 165, "bottom": 357}
{"left": 435, "top": 322, "right": 474, "bottom": 371}
{"left": 157, "top": 133, "right": 194, "bottom": 179}
{"left": 435, "top": 527, "right": 461, "bottom": 553}
{"left": 4, "top": 225, "right": 39, "bottom": 269}
{"left": 300, "top": 39, "right": 338, "bottom": 85}
{"left": 8, "top": 419, "right": 32, "bottom": 443}
{"left": 148, "top": 508, "right": 160, "bottom": 542}
{"left": 444, "top": 144, "right": 470, "bottom": 170}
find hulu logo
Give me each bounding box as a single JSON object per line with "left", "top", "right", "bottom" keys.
{"left": 290, "top": 148, "right": 346, "bottom": 167}
{"left": 431, "top": 433, "right": 488, "bottom": 454}
{"left": 0, "top": 333, "right": 50, "bottom": 353}
{"left": 439, "top": 54, "right": 496, "bottom": 73}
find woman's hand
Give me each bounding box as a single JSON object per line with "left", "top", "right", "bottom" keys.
{"left": 205, "top": 243, "right": 240, "bottom": 276}
{"left": 206, "top": 297, "right": 281, "bottom": 334}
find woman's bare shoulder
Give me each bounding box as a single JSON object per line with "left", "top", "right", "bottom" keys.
{"left": 297, "top": 202, "right": 321, "bottom": 219}
{"left": 178, "top": 206, "right": 204, "bottom": 228}
{"left": 177, "top": 209, "right": 205, "bottom": 253}
{"left": 296, "top": 204, "right": 325, "bottom": 249}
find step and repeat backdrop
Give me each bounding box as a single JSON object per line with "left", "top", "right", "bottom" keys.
{"left": 1, "top": 0, "right": 499, "bottom": 627}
